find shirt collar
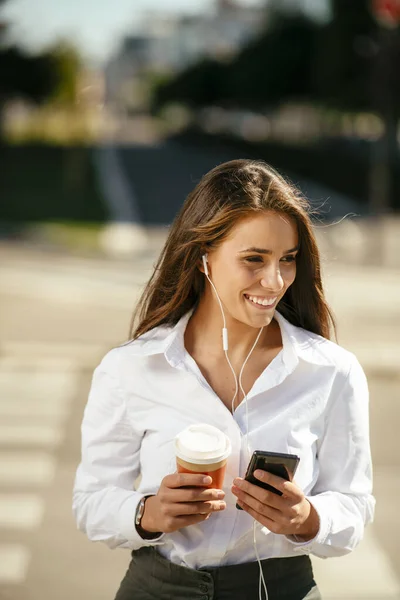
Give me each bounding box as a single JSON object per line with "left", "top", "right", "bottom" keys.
{"left": 274, "top": 311, "right": 333, "bottom": 367}
{"left": 124, "top": 311, "right": 192, "bottom": 362}
{"left": 128, "top": 308, "right": 328, "bottom": 366}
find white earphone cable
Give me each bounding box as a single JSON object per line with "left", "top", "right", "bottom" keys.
{"left": 239, "top": 327, "right": 263, "bottom": 456}
{"left": 203, "top": 255, "right": 268, "bottom": 600}
{"left": 204, "top": 268, "right": 239, "bottom": 410}
{"left": 207, "top": 274, "right": 227, "bottom": 331}
{"left": 239, "top": 363, "right": 269, "bottom": 600}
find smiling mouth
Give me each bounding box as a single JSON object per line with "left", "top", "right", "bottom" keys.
{"left": 244, "top": 294, "right": 278, "bottom": 309}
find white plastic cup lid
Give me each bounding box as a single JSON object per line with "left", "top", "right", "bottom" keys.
{"left": 175, "top": 423, "right": 231, "bottom": 465}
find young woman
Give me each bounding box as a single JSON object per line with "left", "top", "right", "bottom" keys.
{"left": 73, "top": 159, "right": 375, "bottom": 600}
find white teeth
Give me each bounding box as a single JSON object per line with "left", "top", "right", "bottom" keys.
{"left": 247, "top": 295, "right": 276, "bottom": 306}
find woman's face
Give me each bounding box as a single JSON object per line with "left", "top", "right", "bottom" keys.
{"left": 205, "top": 211, "right": 299, "bottom": 328}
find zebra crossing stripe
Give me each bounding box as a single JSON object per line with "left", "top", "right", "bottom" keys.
{"left": 0, "top": 494, "right": 44, "bottom": 529}
{"left": 0, "top": 544, "right": 30, "bottom": 584}
{"left": 0, "top": 424, "right": 64, "bottom": 447}
{"left": 0, "top": 398, "right": 70, "bottom": 419}
{"left": 0, "top": 452, "right": 56, "bottom": 486}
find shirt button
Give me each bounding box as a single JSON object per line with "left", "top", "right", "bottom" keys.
{"left": 200, "top": 596, "right": 208, "bottom": 600}
{"left": 199, "top": 584, "right": 208, "bottom": 593}
{"left": 202, "top": 574, "right": 209, "bottom": 582}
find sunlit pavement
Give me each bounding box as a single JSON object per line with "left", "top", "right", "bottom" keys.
{"left": 0, "top": 240, "right": 399, "bottom": 600}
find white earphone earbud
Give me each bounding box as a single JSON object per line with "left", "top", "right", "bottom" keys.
{"left": 202, "top": 254, "right": 209, "bottom": 277}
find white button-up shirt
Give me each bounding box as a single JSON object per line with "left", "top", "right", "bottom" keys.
{"left": 73, "top": 311, "right": 375, "bottom": 569}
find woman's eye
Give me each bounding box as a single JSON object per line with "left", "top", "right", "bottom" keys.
{"left": 244, "top": 255, "right": 297, "bottom": 264}
{"left": 244, "top": 256, "right": 263, "bottom": 263}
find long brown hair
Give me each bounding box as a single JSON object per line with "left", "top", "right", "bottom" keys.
{"left": 130, "top": 159, "right": 335, "bottom": 340}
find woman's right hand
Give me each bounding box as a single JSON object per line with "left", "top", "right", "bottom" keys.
{"left": 140, "top": 473, "right": 226, "bottom": 534}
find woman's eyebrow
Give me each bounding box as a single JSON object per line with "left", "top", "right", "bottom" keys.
{"left": 239, "top": 245, "right": 300, "bottom": 254}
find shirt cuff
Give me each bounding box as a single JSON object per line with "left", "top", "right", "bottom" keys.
{"left": 118, "top": 493, "right": 165, "bottom": 547}
{"left": 284, "top": 495, "right": 332, "bottom": 554}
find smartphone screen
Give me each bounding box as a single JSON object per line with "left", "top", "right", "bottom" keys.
{"left": 236, "top": 450, "right": 300, "bottom": 509}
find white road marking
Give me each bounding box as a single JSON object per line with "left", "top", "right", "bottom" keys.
{"left": 311, "top": 528, "right": 400, "bottom": 598}
{"left": 0, "top": 399, "right": 70, "bottom": 419}
{"left": 0, "top": 367, "right": 76, "bottom": 422}
{"left": 0, "top": 266, "right": 137, "bottom": 309}
{"left": 0, "top": 347, "right": 106, "bottom": 371}
{"left": 0, "top": 424, "right": 64, "bottom": 447}
{"left": 0, "top": 362, "right": 77, "bottom": 590}
{"left": 0, "top": 452, "right": 56, "bottom": 486}
{"left": 0, "top": 544, "right": 30, "bottom": 584}
{"left": 0, "top": 370, "right": 78, "bottom": 399}
{"left": 0, "top": 494, "right": 44, "bottom": 529}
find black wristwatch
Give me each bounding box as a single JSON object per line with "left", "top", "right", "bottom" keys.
{"left": 134, "top": 495, "right": 162, "bottom": 540}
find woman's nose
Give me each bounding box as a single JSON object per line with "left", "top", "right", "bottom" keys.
{"left": 260, "top": 264, "right": 284, "bottom": 293}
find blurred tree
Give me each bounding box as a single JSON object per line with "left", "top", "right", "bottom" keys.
{"left": 313, "top": 0, "right": 378, "bottom": 110}
{"left": 153, "top": 0, "right": 400, "bottom": 115}
{"left": 0, "top": 0, "right": 59, "bottom": 137}
{"left": 313, "top": 0, "right": 399, "bottom": 116}
{"left": 153, "top": 12, "right": 318, "bottom": 111}
{"left": 224, "top": 12, "right": 318, "bottom": 108}
{"left": 153, "top": 58, "right": 227, "bottom": 110}
{"left": 47, "top": 42, "right": 81, "bottom": 106}
{"left": 0, "top": 46, "right": 58, "bottom": 103}
{"left": 314, "top": 0, "right": 400, "bottom": 217}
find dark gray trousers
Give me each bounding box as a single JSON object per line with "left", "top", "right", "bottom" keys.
{"left": 114, "top": 546, "right": 322, "bottom": 600}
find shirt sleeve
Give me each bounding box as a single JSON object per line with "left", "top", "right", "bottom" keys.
{"left": 285, "top": 355, "right": 375, "bottom": 558}
{"left": 72, "top": 351, "right": 165, "bottom": 549}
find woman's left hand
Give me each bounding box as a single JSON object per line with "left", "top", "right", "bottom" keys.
{"left": 232, "top": 470, "right": 319, "bottom": 541}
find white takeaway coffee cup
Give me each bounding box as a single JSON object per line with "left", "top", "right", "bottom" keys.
{"left": 175, "top": 423, "right": 231, "bottom": 489}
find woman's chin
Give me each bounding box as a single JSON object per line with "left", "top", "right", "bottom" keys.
{"left": 241, "top": 309, "right": 275, "bottom": 328}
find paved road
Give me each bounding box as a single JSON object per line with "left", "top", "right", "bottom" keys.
{"left": 0, "top": 242, "right": 399, "bottom": 600}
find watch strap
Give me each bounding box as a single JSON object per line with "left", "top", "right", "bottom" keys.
{"left": 135, "top": 495, "right": 162, "bottom": 540}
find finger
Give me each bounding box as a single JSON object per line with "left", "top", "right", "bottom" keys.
{"left": 164, "top": 473, "right": 212, "bottom": 489}
{"left": 170, "top": 500, "right": 226, "bottom": 517}
{"left": 197, "top": 488, "right": 225, "bottom": 501}
{"left": 232, "top": 481, "right": 283, "bottom": 510}
{"left": 234, "top": 489, "right": 282, "bottom": 522}
{"left": 168, "top": 487, "right": 225, "bottom": 504}
{"left": 175, "top": 513, "right": 215, "bottom": 528}
{"left": 237, "top": 500, "right": 281, "bottom": 532}
{"left": 253, "top": 470, "right": 303, "bottom": 500}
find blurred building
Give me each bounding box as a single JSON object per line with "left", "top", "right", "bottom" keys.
{"left": 105, "top": 0, "right": 266, "bottom": 112}
{"left": 166, "top": 0, "right": 267, "bottom": 68}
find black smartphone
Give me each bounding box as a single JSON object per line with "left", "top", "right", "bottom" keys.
{"left": 236, "top": 450, "right": 300, "bottom": 510}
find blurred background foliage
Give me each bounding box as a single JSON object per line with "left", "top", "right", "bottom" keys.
{"left": 152, "top": 0, "right": 400, "bottom": 114}
{"left": 0, "top": 0, "right": 105, "bottom": 225}
{"left": 150, "top": 0, "right": 400, "bottom": 213}
{"left": 0, "top": 0, "right": 399, "bottom": 229}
